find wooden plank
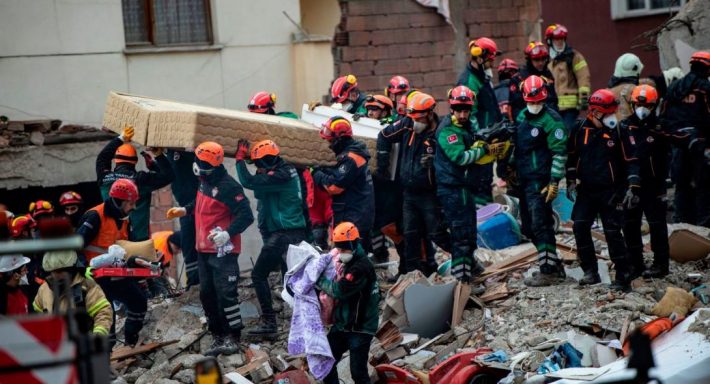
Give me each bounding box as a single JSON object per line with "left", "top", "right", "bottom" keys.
{"left": 110, "top": 339, "right": 179, "bottom": 361}
{"left": 451, "top": 282, "right": 472, "bottom": 328}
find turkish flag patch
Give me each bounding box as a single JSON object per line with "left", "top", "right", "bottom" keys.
{"left": 235, "top": 194, "right": 245, "bottom": 202}
{"left": 345, "top": 273, "right": 354, "bottom": 281}
{"left": 447, "top": 134, "right": 459, "bottom": 144}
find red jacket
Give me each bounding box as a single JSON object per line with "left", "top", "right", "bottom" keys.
{"left": 302, "top": 169, "right": 333, "bottom": 226}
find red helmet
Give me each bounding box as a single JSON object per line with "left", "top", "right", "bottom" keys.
{"left": 545, "top": 24, "right": 568, "bottom": 40}
{"left": 407, "top": 93, "right": 436, "bottom": 119}
{"left": 195, "top": 141, "right": 224, "bottom": 167}
{"left": 385, "top": 75, "right": 410, "bottom": 97}
{"left": 525, "top": 41, "right": 549, "bottom": 60}
{"left": 29, "top": 200, "right": 54, "bottom": 218}
{"left": 10, "top": 215, "right": 35, "bottom": 238}
{"left": 59, "top": 191, "right": 82, "bottom": 207}
{"left": 365, "top": 95, "right": 394, "bottom": 111}
{"left": 522, "top": 76, "right": 548, "bottom": 103}
{"left": 320, "top": 116, "right": 352, "bottom": 141}
{"left": 448, "top": 86, "right": 475, "bottom": 107}
{"left": 247, "top": 91, "right": 276, "bottom": 113}
{"left": 497, "top": 59, "right": 519, "bottom": 77}
{"left": 331, "top": 75, "right": 358, "bottom": 103}
{"left": 588, "top": 89, "right": 619, "bottom": 114}
{"left": 690, "top": 51, "right": 710, "bottom": 67}
{"left": 109, "top": 179, "right": 139, "bottom": 202}
{"left": 630, "top": 85, "right": 659, "bottom": 106}
{"left": 468, "top": 37, "right": 498, "bottom": 61}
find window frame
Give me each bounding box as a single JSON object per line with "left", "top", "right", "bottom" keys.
{"left": 123, "top": 0, "right": 214, "bottom": 48}
{"left": 610, "top": 0, "right": 685, "bottom": 20}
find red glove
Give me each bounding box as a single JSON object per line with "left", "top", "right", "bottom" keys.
{"left": 235, "top": 139, "right": 250, "bottom": 161}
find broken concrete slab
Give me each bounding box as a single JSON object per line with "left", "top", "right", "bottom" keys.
{"left": 401, "top": 279, "right": 457, "bottom": 338}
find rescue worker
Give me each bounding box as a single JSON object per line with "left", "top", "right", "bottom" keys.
{"left": 96, "top": 126, "right": 174, "bottom": 240}
{"left": 494, "top": 58, "right": 525, "bottom": 122}
{"left": 660, "top": 51, "right": 710, "bottom": 227}
{"left": 151, "top": 230, "right": 182, "bottom": 268}
{"left": 384, "top": 75, "right": 411, "bottom": 120}
{"left": 59, "top": 191, "right": 84, "bottom": 230}
{"left": 0, "top": 254, "right": 31, "bottom": 316}
{"left": 457, "top": 37, "right": 503, "bottom": 129}
{"left": 434, "top": 85, "right": 500, "bottom": 282}
{"left": 377, "top": 93, "right": 452, "bottom": 274}
{"left": 520, "top": 41, "right": 558, "bottom": 112}
{"left": 397, "top": 90, "right": 421, "bottom": 119}
{"left": 331, "top": 75, "right": 367, "bottom": 115}
{"left": 165, "top": 147, "right": 200, "bottom": 287}
{"left": 457, "top": 37, "right": 503, "bottom": 205}
{"left": 318, "top": 222, "right": 379, "bottom": 384}
{"left": 546, "top": 24, "right": 591, "bottom": 131}
{"left": 511, "top": 76, "right": 569, "bottom": 287}
{"left": 76, "top": 178, "right": 145, "bottom": 346}
{"left": 9, "top": 215, "right": 35, "bottom": 240}
{"left": 29, "top": 200, "right": 55, "bottom": 224}
{"left": 620, "top": 85, "right": 671, "bottom": 278}
{"left": 566, "top": 89, "right": 638, "bottom": 291}
{"left": 609, "top": 53, "right": 644, "bottom": 120}
{"left": 247, "top": 91, "right": 299, "bottom": 119}
{"left": 166, "top": 141, "right": 254, "bottom": 356}
{"left": 33, "top": 250, "right": 112, "bottom": 337}
{"left": 235, "top": 139, "right": 306, "bottom": 340}
{"left": 312, "top": 117, "right": 375, "bottom": 252}
{"left": 364, "top": 95, "right": 395, "bottom": 125}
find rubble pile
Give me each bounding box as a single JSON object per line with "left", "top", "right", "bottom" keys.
{"left": 0, "top": 118, "right": 113, "bottom": 148}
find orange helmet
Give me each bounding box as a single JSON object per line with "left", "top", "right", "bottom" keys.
{"left": 365, "top": 95, "right": 394, "bottom": 111}
{"left": 525, "top": 41, "right": 549, "bottom": 60}
{"left": 195, "top": 141, "right": 224, "bottom": 167}
{"left": 630, "top": 85, "right": 659, "bottom": 106}
{"left": 250, "top": 140, "right": 280, "bottom": 160}
{"left": 468, "top": 37, "right": 498, "bottom": 61}
{"left": 333, "top": 222, "right": 360, "bottom": 243}
{"left": 320, "top": 116, "right": 353, "bottom": 141}
{"left": 385, "top": 75, "right": 410, "bottom": 97}
{"left": 522, "top": 75, "right": 548, "bottom": 103}
{"left": 448, "top": 86, "right": 475, "bottom": 107}
{"left": 331, "top": 75, "right": 358, "bottom": 103}
{"left": 114, "top": 143, "right": 138, "bottom": 164}
{"left": 248, "top": 91, "right": 276, "bottom": 113}
{"left": 407, "top": 93, "right": 436, "bottom": 119}
{"left": 10, "top": 215, "right": 35, "bottom": 238}
{"left": 109, "top": 179, "right": 139, "bottom": 202}
{"left": 545, "top": 24, "right": 568, "bottom": 40}
{"left": 497, "top": 58, "right": 519, "bottom": 77}
{"left": 588, "top": 89, "right": 619, "bottom": 115}
{"left": 690, "top": 51, "right": 710, "bottom": 67}
{"left": 29, "top": 200, "right": 54, "bottom": 218}
{"left": 59, "top": 191, "right": 83, "bottom": 207}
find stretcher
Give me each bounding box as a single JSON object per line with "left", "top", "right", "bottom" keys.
{"left": 92, "top": 267, "right": 161, "bottom": 278}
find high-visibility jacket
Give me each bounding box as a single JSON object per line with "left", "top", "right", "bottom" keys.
{"left": 152, "top": 231, "right": 174, "bottom": 266}
{"left": 549, "top": 47, "right": 591, "bottom": 111}
{"left": 83, "top": 203, "right": 129, "bottom": 262}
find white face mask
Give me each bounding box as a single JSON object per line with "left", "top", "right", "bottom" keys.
{"left": 19, "top": 274, "right": 29, "bottom": 286}
{"left": 413, "top": 121, "right": 427, "bottom": 133}
{"left": 484, "top": 68, "right": 493, "bottom": 79}
{"left": 635, "top": 106, "right": 651, "bottom": 120}
{"left": 338, "top": 252, "right": 353, "bottom": 263}
{"left": 527, "top": 103, "right": 543, "bottom": 115}
{"left": 602, "top": 114, "right": 618, "bottom": 129}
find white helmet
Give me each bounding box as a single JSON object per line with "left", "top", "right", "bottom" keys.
{"left": 0, "top": 255, "right": 31, "bottom": 273}
{"left": 614, "top": 53, "right": 644, "bottom": 78}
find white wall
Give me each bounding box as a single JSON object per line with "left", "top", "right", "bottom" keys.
{"left": 0, "top": 0, "right": 302, "bottom": 126}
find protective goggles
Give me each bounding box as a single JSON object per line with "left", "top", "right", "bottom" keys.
{"left": 29, "top": 201, "right": 53, "bottom": 212}
{"left": 450, "top": 104, "right": 472, "bottom": 112}
{"left": 387, "top": 83, "right": 409, "bottom": 93}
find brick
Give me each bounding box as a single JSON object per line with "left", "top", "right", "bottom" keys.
{"left": 357, "top": 75, "right": 391, "bottom": 93}
{"left": 347, "top": 0, "right": 428, "bottom": 16}
{"left": 408, "top": 13, "right": 447, "bottom": 28}
{"left": 351, "top": 60, "right": 375, "bottom": 76}
{"left": 348, "top": 31, "right": 371, "bottom": 46}
{"left": 425, "top": 70, "right": 457, "bottom": 87}
{"left": 496, "top": 8, "right": 518, "bottom": 22}
{"left": 467, "top": 23, "right": 494, "bottom": 38}
{"left": 338, "top": 62, "right": 354, "bottom": 75}
{"left": 463, "top": 8, "right": 497, "bottom": 23}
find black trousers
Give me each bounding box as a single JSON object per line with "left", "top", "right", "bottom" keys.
{"left": 572, "top": 187, "right": 630, "bottom": 278}
{"left": 671, "top": 147, "right": 710, "bottom": 227}
{"left": 372, "top": 177, "right": 403, "bottom": 259}
{"left": 252, "top": 229, "right": 305, "bottom": 319}
{"left": 402, "top": 190, "right": 451, "bottom": 274}
{"left": 98, "top": 278, "right": 147, "bottom": 346}
{"left": 180, "top": 214, "right": 200, "bottom": 286}
{"left": 623, "top": 188, "right": 670, "bottom": 269}
{"left": 438, "top": 185, "right": 479, "bottom": 282}
{"left": 518, "top": 181, "right": 559, "bottom": 267}
{"left": 198, "top": 252, "right": 242, "bottom": 337}
{"left": 323, "top": 331, "right": 374, "bottom": 384}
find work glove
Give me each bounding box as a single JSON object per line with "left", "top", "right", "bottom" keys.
{"left": 208, "top": 230, "right": 231, "bottom": 247}
{"left": 541, "top": 183, "right": 559, "bottom": 204}
{"left": 119, "top": 126, "right": 134, "bottom": 142}
{"left": 166, "top": 207, "right": 187, "bottom": 220}
{"left": 352, "top": 113, "right": 364, "bottom": 121}
{"left": 420, "top": 153, "right": 434, "bottom": 168}
{"left": 308, "top": 101, "right": 322, "bottom": 111}
{"left": 578, "top": 95, "right": 589, "bottom": 111}
{"left": 566, "top": 180, "right": 577, "bottom": 202}
{"left": 235, "top": 139, "right": 250, "bottom": 161}
{"left": 140, "top": 151, "right": 155, "bottom": 169}
{"left": 84, "top": 267, "right": 94, "bottom": 280}
{"left": 622, "top": 185, "right": 641, "bottom": 209}
{"left": 486, "top": 141, "right": 507, "bottom": 157}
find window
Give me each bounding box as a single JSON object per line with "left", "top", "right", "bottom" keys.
{"left": 611, "top": 0, "right": 686, "bottom": 20}
{"left": 122, "top": 0, "right": 213, "bottom": 47}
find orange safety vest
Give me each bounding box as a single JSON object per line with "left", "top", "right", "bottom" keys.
{"left": 83, "top": 203, "right": 129, "bottom": 262}
{"left": 151, "top": 231, "right": 174, "bottom": 266}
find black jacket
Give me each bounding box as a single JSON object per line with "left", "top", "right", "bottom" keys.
{"left": 620, "top": 114, "right": 670, "bottom": 195}
{"left": 377, "top": 116, "right": 438, "bottom": 192}
{"left": 660, "top": 71, "right": 710, "bottom": 151}
{"left": 165, "top": 149, "right": 199, "bottom": 207}
{"left": 494, "top": 76, "right": 526, "bottom": 122}
{"left": 457, "top": 62, "right": 503, "bottom": 128}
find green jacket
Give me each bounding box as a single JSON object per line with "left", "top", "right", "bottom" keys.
{"left": 318, "top": 244, "right": 380, "bottom": 335}
{"left": 276, "top": 111, "right": 299, "bottom": 119}
{"left": 236, "top": 159, "right": 305, "bottom": 235}
{"left": 433, "top": 115, "right": 486, "bottom": 187}
{"left": 513, "top": 107, "right": 568, "bottom": 185}
{"left": 457, "top": 63, "right": 503, "bottom": 129}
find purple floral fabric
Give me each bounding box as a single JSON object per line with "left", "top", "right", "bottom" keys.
{"left": 287, "top": 253, "right": 336, "bottom": 380}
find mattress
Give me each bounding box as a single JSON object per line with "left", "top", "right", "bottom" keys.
{"left": 102, "top": 92, "right": 380, "bottom": 167}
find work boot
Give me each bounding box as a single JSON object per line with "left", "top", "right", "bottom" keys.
{"left": 471, "top": 261, "right": 485, "bottom": 278}
{"left": 629, "top": 263, "right": 646, "bottom": 281}
{"left": 204, "top": 335, "right": 225, "bottom": 357}
{"left": 609, "top": 271, "right": 631, "bottom": 292}
{"left": 219, "top": 335, "right": 241, "bottom": 356}
{"left": 579, "top": 271, "right": 601, "bottom": 286}
{"left": 245, "top": 316, "right": 278, "bottom": 341}
{"left": 524, "top": 265, "right": 566, "bottom": 287}
{"left": 643, "top": 263, "right": 669, "bottom": 279}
